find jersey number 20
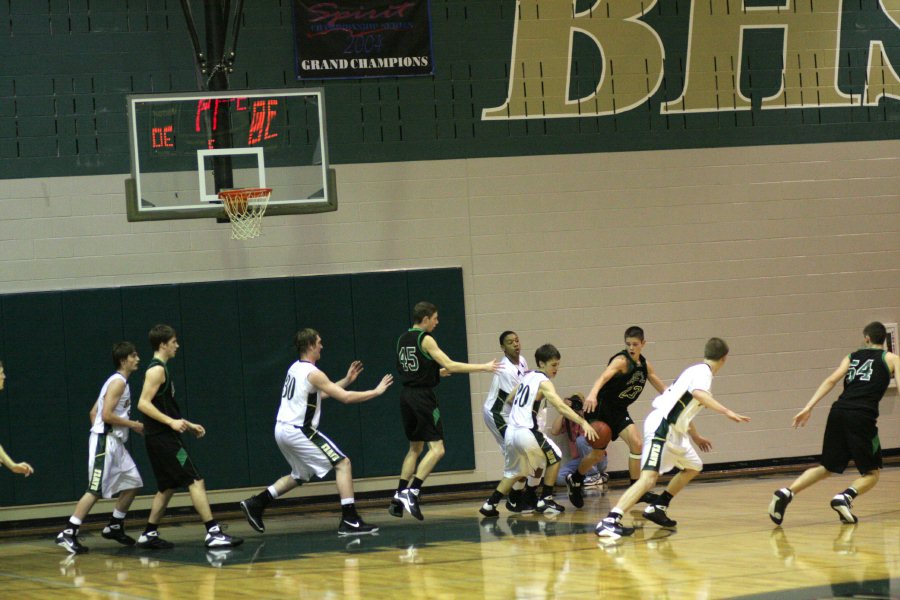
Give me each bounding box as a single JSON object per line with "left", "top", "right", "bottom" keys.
{"left": 513, "top": 385, "right": 531, "bottom": 407}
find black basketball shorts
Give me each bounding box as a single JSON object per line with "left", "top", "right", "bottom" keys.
{"left": 400, "top": 386, "right": 444, "bottom": 442}
{"left": 820, "top": 406, "right": 882, "bottom": 475}
{"left": 584, "top": 403, "right": 634, "bottom": 441}
{"left": 145, "top": 432, "right": 203, "bottom": 492}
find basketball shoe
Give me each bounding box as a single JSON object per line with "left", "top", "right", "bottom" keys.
{"left": 479, "top": 501, "right": 500, "bottom": 518}
{"left": 56, "top": 529, "right": 89, "bottom": 554}
{"left": 535, "top": 496, "right": 565, "bottom": 515}
{"left": 205, "top": 525, "right": 243, "bottom": 548}
{"left": 565, "top": 473, "right": 584, "bottom": 508}
{"left": 830, "top": 493, "right": 858, "bottom": 524}
{"left": 642, "top": 504, "right": 677, "bottom": 528}
{"left": 136, "top": 530, "right": 174, "bottom": 550}
{"left": 101, "top": 523, "right": 136, "bottom": 546}
{"left": 388, "top": 492, "right": 404, "bottom": 518}
{"left": 240, "top": 496, "right": 266, "bottom": 532}
{"left": 768, "top": 488, "right": 793, "bottom": 525}
{"left": 338, "top": 516, "right": 379, "bottom": 536}
{"left": 595, "top": 516, "right": 635, "bottom": 539}
{"left": 398, "top": 489, "right": 424, "bottom": 521}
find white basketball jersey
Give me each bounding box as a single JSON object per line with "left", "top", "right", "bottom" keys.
{"left": 507, "top": 370, "right": 549, "bottom": 430}
{"left": 483, "top": 355, "right": 528, "bottom": 414}
{"left": 276, "top": 360, "right": 323, "bottom": 429}
{"left": 90, "top": 373, "right": 132, "bottom": 441}
{"left": 650, "top": 363, "right": 713, "bottom": 434}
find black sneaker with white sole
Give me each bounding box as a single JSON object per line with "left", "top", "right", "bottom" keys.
{"left": 642, "top": 504, "right": 677, "bottom": 528}
{"left": 479, "top": 502, "right": 500, "bottom": 518}
{"left": 240, "top": 497, "right": 266, "bottom": 533}
{"left": 101, "top": 524, "right": 136, "bottom": 546}
{"left": 56, "top": 529, "right": 89, "bottom": 554}
{"left": 338, "top": 517, "right": 379, "bottom": 536}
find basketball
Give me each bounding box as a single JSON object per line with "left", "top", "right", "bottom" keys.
{"left": 588, "top": 421, "right": 612, "bottom": 449}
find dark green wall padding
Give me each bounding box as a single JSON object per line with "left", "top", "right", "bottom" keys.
{"left": 0, "top": 1, "right": 897, "bottom": 179}
{"left": 0, "top": 268, "right": 473, "bottom": 507}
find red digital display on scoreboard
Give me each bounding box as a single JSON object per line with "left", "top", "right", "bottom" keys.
{"left": 148, "top": 97, "right": 280, "bottom": 152}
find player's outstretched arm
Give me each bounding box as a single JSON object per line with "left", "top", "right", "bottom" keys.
{"left": 692, "top": 389, "right": 750, "bottom": 423}
{"left": 646, "top": 361, "right": 667, "bottom": 394}
{"left": 333, "top": 361, "right": 364, "bottom": 390}
{"left": 793, "top": 356, "right": 851, "bottom": 428}
{"left": 541, "top": 382, "right": 598, "bottom": 442}
{"left": 0, "top": 444, "right": 33, "bottom": 477}
{"left": 421, "top": 336, "right": 500, "bottom": 375}
{"left": 582, "top": 356, "right": 626, "bottom": 413}
{"left": 310, "top": 370, "right": 393, "bottom": 404}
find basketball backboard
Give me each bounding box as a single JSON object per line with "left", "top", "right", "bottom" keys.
{"left": 125, "top": 88, "right": 336, "bottom": 221}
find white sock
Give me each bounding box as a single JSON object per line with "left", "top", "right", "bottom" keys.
{"left": 112, "top": 509, "right": 127, "bottom": 520}
{"left": 267, "top": 485, "right": 280, "bottom": 499}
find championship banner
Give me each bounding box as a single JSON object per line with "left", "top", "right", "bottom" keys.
{"left": 293, "top": 1, "right": 434, "bottom": 79}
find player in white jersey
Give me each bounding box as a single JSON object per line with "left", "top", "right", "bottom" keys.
{"left": 596, "top": 338, "right": 751, "bottom": 539}
{"left": 479, "top": 344, "right": 597, "bottom": 517}
{"left": 0, "top": 361, "right": 34, "bottom": 478}
{"left": 56, "top": 343, "right": 145, "bottom": 554}
{"left": 482, "top": 330, "right": 535, "bottom": 511}
{"left": 241, "top": 328, "right": 393, "bottom": 536}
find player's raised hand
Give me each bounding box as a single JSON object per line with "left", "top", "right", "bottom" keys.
{"left": 345, "top": 360, "right": 364, "bottom": 384}
{"left": 375, "top": 374, "right": 393, "bottom": 394}
{"left": 582, "top": 423, "right": 599, "bottom": 442}
{"left": 582, "top": 393, "right": 598, "bottom": 413}
{"left": 792, "top": 407, "right": 812, "bottom": 429}
{"left": 485, "top": 359, "right": 501, "bottom": 374}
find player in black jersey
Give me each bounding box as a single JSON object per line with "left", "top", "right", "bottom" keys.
{"left": 769, "top": 322, "right": 900, "bottom": 525}
{"left": 571, "top": 327, "right": 666, "bottom": 508}
{"left": 389, "top": 301, "right": 500, "bottom": 520}
{"left": 136, "top": 324, "right": 242, "bottom": 550}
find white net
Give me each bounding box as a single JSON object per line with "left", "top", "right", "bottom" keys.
{"left": 218, "top": 188, "right": 272, "bottom": 240}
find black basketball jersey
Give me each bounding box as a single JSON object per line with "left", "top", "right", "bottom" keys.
{"left": 833, "top": 348, "right": 892, "bottom": 417}
{"left": 598, "top": 350, "right": 648, "bottom": 409}
{"left": 143, "top": 358, "right": 182, "bottom": 436}
{"left": 396, "top": 328, "right": 441, "bottom": 388}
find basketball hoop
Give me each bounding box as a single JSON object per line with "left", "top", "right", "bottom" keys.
{"left": 218, "top": 187, "right": 271, "bottom": 240}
